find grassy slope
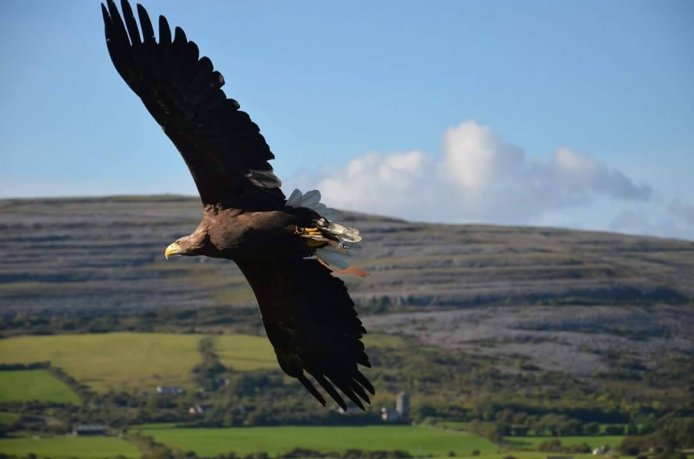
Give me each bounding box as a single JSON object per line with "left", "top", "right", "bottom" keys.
{"left": 0, "top": 332, "right": 404, "bottom": 393}
{"left": 0, "top": 369, "right": 81, "bottom": 404}
{"left": 214, "top": 334, "right": 277, "bottom": 371}
{"left": 0, "top": 436, "right": 141, "bottom": 459}
{"left": 0, "top": 333, "right": 202, "bottom": 392}
{"left": 135, "top": 424, "right": 498, "bottom": 456}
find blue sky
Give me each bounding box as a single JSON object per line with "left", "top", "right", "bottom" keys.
{"left": 1, "top": 1, "right": 693, "bottom": 239}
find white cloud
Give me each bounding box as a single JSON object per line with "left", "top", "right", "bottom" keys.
{"left": 441, "top": 121, "right": 524, "bottom": 193}
{"left": 552, "top": 148, "right": 651, "bottom": 200}
{"left": 316, "top": 150, "right": 439, "bottom": 219}
{"left": 295, "top": 120, "right": 654, "bottom": 226}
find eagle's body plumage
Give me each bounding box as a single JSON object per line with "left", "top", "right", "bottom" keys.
{"left": 101, "top": 0, "right": 373, "bottom": 410}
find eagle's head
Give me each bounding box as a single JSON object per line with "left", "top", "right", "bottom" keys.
{"left": 164, "top": 226, "right": 209, "bottom": 258}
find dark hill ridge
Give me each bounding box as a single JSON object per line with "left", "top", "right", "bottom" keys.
{"left": 1, "top": 195, "right": 692, "bottom": 376}
{"left": 1, "top": 195, "right": 691, "bottom": 314}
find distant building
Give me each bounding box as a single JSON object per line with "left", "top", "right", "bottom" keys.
{"left": 396, "top": 391, "right": 410, "bottom": 418}
{"left": 156, "top": 385, "right": 184, "bottom": 395}
{"left": 73, "top": 424, "right": 108, "bottom": 436}
{"left": 380, "top": 390, "right": 410, "bottom": 423}
{"left": 188, "top": 404, "right": 212, "bottom": 416}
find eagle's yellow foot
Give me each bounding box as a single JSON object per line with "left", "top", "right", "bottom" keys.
{"left": 294, "top": 226, "right": 318, "bottom": 235}
{"left": 298, "top": 227, "right": 327, "bottom": 248}
{"left": 298, "top": 227, "right": 324, "bottom": 238}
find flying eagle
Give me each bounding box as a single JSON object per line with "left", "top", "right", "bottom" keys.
{"left": 101, "top": 0, "right": 373, "bottom": 410}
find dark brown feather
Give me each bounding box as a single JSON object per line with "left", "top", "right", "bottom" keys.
{"left": 236, "top": 257, "right": 373, "bottom": 410}
{"left": 102, "top": 0, "right": 284, "bottom": 210}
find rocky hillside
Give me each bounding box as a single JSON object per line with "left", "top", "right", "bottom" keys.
{"left": 1, "top": 195, "right": 692, "bottom": 376}
{"left": 1, "top": 195, "right": 692, "bottom": 313}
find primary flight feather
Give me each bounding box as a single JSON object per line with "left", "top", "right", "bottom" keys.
{"left": 101, "top": 0, "right": 373, "bottom": 410}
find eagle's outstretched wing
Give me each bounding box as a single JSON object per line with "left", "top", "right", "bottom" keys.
{"left": 102, "top": 0, "right": 284, "bottom": 210}
{"left": 236, "top": 257, "right": 374, "bottom": 410}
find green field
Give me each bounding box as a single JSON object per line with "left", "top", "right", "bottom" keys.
{"left": 0, "top": 435, "right": 141, "bottom": 459}
{"left": 506, "top": 435, "right": 624, "bottom": 449}
{"left": 135, "top": 424, "right": 498, "bottom": 456}
{"left": 0, "top": 333, "right": 203, "bottom": 392}
{"left": 214, "top": 334, "right": 277, "bottom": 371}
{"left": 0, "top": 426, "right": 625, "bottom": 459}
{"left": 457, "top": 454, "right": 596, "bottom": 459}
{"left": 0, "top": 332, "right": 406, "bottom": 393}
{"left": 0, "top": 369, "right": 81, "bottom": 404}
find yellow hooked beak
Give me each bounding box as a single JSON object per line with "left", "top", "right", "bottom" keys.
{"left": 164, "top": 242, "right": 182, "bottom": 259}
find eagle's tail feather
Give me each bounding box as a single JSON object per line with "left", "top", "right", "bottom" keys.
{"left": 288, "top": 189, "right": 367, "bottom": 277}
